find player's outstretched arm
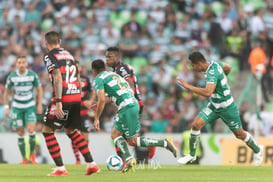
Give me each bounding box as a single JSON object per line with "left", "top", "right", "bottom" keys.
{"left": 177, "top": 77, "right": 216, "bottom": 97}
{"left": 222, "top": 63, "right": 232, "bottom": 76}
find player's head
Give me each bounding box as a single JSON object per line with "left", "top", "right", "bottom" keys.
{"left": 45, "top": 31, "right": 61, "bottom": 50}
{"left": 105, "top": 46, "right": 120, "bottom": 67}
{"left": 188, "top": 51, "right": 207, "bottom": 72}
{"left": 75, "top": 59, "right": 81, "bottom": 72}
{"left": 92, "top": 59, "right": 106, "bottom": 76}
{"left": 16, "top": 56, "right": 28, "bottom": 72}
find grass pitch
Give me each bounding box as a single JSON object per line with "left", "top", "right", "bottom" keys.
{"left": 0, "top": 164, "right": 272, "bottom": 182}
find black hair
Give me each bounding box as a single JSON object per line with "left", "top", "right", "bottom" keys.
{"left": 92, "top": 59, "right": 106, "bottom": 72}
{"left": 188, "top": 51, "right": 206, "bottom": 64}
{"left": 106, "top": 46, "right": 120, "bottom": 52}
{"left": 45, "top": 31, "right": 60, "bottom": 45}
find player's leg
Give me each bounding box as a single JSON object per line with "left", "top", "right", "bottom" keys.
{"left": 25, "top": 107, "right": 38, "bottom": 164}
{"left": 43, "top": 103, "right": 67, "bottom": 176}
{"left": 16, "top": 128, "right": 28, "bottom": 164}
{"left": 124, "top": 105, "right": 178, "bottom": 157}
{"left": 12, "top": 108, "right": 27, "bottom": 164}
{"left": 111, "top": 128, "right": 135, "bottom": 173}
{"left": 221, "top": 104, "right": 263, "bottom": 166}
{"left": 66, "top": 103, "right": 99, "bottom": 175}
{"left": 71, "top": 139, "right": 80, "bottom": 164}
{"left": 178, "top": 106, "right": 218, "bottom": 164}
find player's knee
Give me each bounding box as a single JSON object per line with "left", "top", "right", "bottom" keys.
{"left": 234, "top": 129, "right": 246, "bottom": 140}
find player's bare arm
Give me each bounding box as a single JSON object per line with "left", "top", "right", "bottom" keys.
{"left": 222, "top": 63, "right": 232, "bottom": 76}
{"left": 36, "top": 86, "right": 43, "bottom": 114}
{"left": 177, "top": 77, "right": 216, "bottom": 97}
{"left": 52, "top": 68, "right": 64, "bottom": 119}
{"left": 94, "top": 89, "right": 106, "bottom": 131}
{"left": 3, "top": 88, "right": 12, "bottom": 118}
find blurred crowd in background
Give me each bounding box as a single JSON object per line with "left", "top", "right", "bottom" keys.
{"left": 0, "top": 0, "right": 273, "bottom": 135}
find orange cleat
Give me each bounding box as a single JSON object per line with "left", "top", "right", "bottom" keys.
{"left": 75, "top": 160, "right": 81, "bottom": 165}
{"left": 29, "top": 154, "right": 38, "bottom": 164}
{"left": 48, "top": 168, "right": 68, "bottom": 176}
{"left": 20, "top": 158, "right": 28, "bottom": 164}
{"left": 85, "top": 165, "right": 100, "bottom": 175}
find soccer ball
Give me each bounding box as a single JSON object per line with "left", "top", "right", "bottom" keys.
{"left": 106, "top": 155, "right": 123, "bottom": 171}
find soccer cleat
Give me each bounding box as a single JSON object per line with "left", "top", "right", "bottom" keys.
{"left": 85, "top": 165, "right": 100, "bottom": 175}
{"left": 75, "top": 160, "right": 81, "bottom": 165}
{"left": 29, "top": 154, "right": 38, "bottom": 164}
{"left": 165, "top": 137, "right": 178, "bottom": 158}
{"left": 253, "top": 145, "right": 264, "bottom": 166}
{"left": 177, "top": 154, "right": 197, "bottom": 164}
{"left": 20, "top": 158, "right": 28, "bottom": 164}
{"left": 48, "top": 168, "right": 68, "bottom": 176}
{"left": 122, "top": 158, "right": 136, "bottom": 173}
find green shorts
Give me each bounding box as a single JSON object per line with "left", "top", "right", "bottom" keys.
{"left": 11, "top": 107, "right": 37, "bottom": 128}
{"left": 114, "top": 104, "right": 140, "bottom": 138}
{"left": 198, "top": 102, "right": 241, "bottom": 132}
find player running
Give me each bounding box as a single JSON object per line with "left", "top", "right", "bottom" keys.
{"left": 3, "top": 56, "right": 43, "bottom": 164}
{"left": 176, "top": 51, "right": 263, "bottom": 166}
{"left": 42, "top": 31, "right": 99, "bottom": 176}
{"left": 105, "top": 46, "right": 148, "bottom": 164}
{"left": 91, "top": 59, "right": 178, "bottom": 173}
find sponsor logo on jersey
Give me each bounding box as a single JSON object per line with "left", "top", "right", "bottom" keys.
{"left": 54, "top": 53, "right": 75, "bottom": 61}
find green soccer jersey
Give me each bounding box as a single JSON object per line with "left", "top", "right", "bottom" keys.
{"left": 205, "top": 61, "right": 234, "bottom": 111}
{"left": 93, "top": 71, "right": 138, "bottom": 110}
{"left": 5, "top": 70, "right": 41, "bottom": 109}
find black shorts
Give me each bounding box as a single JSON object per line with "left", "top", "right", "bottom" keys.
{"left": 78, "top": 114, "right": 91, "bottom": 132}
{"left": 44, "top": 102, "right": 81, "bottom": 130}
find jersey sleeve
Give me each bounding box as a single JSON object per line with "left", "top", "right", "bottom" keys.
{"left": 33, "top": 72, "right": 42, "bottom": 87}
{"left": 93, "top": 78, "right": 104, "bottom": 92}
{"left": 218, "top": 62, "right": 223, "bottom": 67}
{"left": 118, "top": 64, "right": 133, "bottom": 80}
{"left": 5, "top": 74, "right": 13, "bottom": 89}
{"left": 44, "top": 54, "right": 59, "bottom": 73}
{"left": 206, "top": 65, "right": 218, "bottom": 84}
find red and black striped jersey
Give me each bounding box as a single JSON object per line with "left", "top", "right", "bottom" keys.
{"left": 80, "top": 75, "right": 92, "bottom": 101}
{"left": 80, "top": 75, "right": 92, "bottom": 116}
{"left": 113, "top": 62, "right": 143, "bottom": 103}
{"left": 43, "top": 48, "right": 81, "bottom": 103}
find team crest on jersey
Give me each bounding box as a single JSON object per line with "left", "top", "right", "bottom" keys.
{"left": 120, "top": 67, "right": 128, "bottom": 77}
{"left": 209, "top": 70, "right": 215, "bottom": 75}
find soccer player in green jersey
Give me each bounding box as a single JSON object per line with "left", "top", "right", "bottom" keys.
{"left": 91, "top": 59, "right": 178, "bottom": 173}
{"left": 176, "top": 51, "right": 263, "bottom": 166}
{"left": 3, "top": 56, "right": 43, "bottom": 164}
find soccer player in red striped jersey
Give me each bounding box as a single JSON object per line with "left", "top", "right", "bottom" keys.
{"left": 71, "top": 60, "right": 95, "bottom": 165}
{"left": 42, "top": 31, "right": 99, "bottom": 176}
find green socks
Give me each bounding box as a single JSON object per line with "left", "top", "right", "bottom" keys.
{"left": 29, "top": 133, "right": 36, "bottom": 154}
{"left": 190, "top": 130, "right": 200, "bottom": 156}
{"left": 244, "top": 132, "right": 260, "bottom": 153}
{"left": 18, "top": 137, "right": 26, "bottom": 159}
{"left": 114, "top": 136, "right": 131, "bottom": 160}
{"left": 137, "top": 136, "right": 165, "bottom": 147}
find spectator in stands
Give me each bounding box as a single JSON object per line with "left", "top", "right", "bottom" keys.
{"left": 119, "top": 29, "right": 138, "bottom": 58}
